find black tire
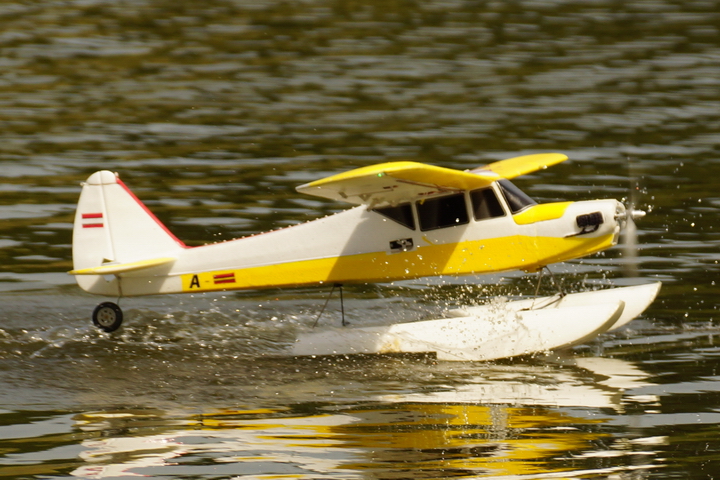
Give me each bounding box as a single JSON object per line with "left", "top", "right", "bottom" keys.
{"left": 92, "top": 302, "right": 124, "bottom": 332}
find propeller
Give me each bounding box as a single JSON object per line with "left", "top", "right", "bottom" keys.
{"left": 616, "top": 161, "right": 646, "bottom": 278}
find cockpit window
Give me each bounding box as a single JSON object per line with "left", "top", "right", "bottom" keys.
{"left": 470, "top": 187, "right": 506, "bottom": 220}
{"left": 417, "top": 193, "right": 469, "bottom": 231}
{"left": 373, "top": 203, "right": 415, "bottom": 230}
{"left": 498, "top": 179, "right": 537, "bottom": 214}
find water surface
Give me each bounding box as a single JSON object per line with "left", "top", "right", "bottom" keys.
{"left": 2, "top": 0, "right": 720, "bottom": 478}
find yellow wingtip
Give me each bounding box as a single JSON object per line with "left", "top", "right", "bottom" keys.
{"left": 473, "top": 153, "right": 569, "bottom": 179}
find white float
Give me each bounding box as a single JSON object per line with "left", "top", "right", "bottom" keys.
{"left": 292, "top": 282, "right": 661, "bottom": 361}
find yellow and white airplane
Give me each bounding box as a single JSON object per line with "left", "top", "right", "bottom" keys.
{"left": 69, "top": 153, "right": 659, "bottom": 359}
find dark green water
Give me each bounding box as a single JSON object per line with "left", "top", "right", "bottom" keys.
{"left": 2, "top": 0, "right": 720, "bottom": 478}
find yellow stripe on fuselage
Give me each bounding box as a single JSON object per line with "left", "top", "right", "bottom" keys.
{"left": 179, "top": 233, "right": 615, "bottom": 293}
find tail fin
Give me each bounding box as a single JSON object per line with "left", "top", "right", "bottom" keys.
{"left": 71, "top": 171, "right": 184, "bottom": 292}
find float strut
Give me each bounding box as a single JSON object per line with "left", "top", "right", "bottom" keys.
{"left": 339, "top": 284, "right": 347, "bottom": 326}
{"left": 312, "top": 283, "right": 346, "bottom": 328}
{"left": 533, "top": 267, "right": 566, "bottom": 298}
{"left": 529, "top": 267, "right": 567, "bottom": 310}
{"left": 533, "top": 268, "right": 545, "bottom": 297}
{"left": 545, "top": 267, "right": 566, "bottom": 297}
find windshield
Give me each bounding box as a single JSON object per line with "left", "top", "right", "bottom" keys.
{"left": 498, "top": 179, "right": 537, "bottom": 214}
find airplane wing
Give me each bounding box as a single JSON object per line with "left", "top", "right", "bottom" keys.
{"left": 469, "top": 153, "right": 568, "bottom": 179}
{"left": 296, "top": 161, "right": 498, "bottom": 207}
{"left": 297, "top": 154, "right": 568, "bottom": 207}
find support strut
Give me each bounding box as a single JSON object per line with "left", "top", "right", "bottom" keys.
{"left": 529, "top": 267, "right": 567, "bottom": 310}
{"left": 312, "top": 283, "right": 346, "bottom": 328}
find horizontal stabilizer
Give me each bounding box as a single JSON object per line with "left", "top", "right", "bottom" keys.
{"left": 470, "top": 153, "right": 568, "bottom": 179}
{"left": 69, "top": 257, "right": 176, "bottom": 276}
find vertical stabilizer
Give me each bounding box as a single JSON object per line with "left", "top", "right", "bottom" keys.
{"left": 71, "top": 171, "right": 185, "bottom": 294}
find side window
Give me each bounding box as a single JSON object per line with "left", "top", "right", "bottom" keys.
{"left": 373, "top": 203, "right": 415, "bottom": 230}
{"left": 470, "top": 188, "right": 506, "bottom": 220}
{"left": 417, "top": 193, "right": 469, "bottom": 231}
{"left": 498, "top": 179, "right": 537, "bottom": 214}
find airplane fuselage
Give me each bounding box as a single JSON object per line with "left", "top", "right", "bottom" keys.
{"left": 73, "top": 175, "right": 623, "bottom": 297}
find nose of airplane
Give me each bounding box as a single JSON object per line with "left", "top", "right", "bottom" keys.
{"left": 562, "top": 199, "right": 628, "bottom": 240}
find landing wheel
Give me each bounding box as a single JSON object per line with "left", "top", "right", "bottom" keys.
{"left": 92, "top": 302, "right": 124, "bottom": 332}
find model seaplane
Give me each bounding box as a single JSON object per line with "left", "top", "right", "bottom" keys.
{"left": 69, "top": 153, "right": 660, "bottom": 361}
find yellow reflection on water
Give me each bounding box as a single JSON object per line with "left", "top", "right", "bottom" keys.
{"left": 329, "top": 403, "right": 608, "bottom": 478}
{"left": 70, "top": 356, "right": 660, "bottom": 479}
